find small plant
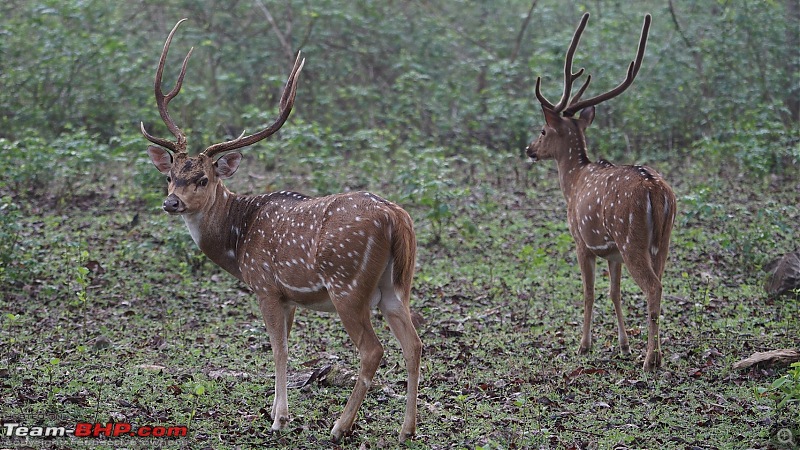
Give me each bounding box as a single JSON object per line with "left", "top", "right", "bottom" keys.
{"left": 679, "top": 185, "right": 725, "bottom": 226}
{"left": 164, "top": 231, "right": 208, "bottom": 275}
{"left": 398, "top": 146, "right": 468, "bottom": 245}
{"left": 518, "top": 244, "right": 547, "bottom": 285}
{"left": 419, "top": 187, "right": 454, "bottom": 244}
{"left": 74, "top": 250, "right": 91, "bottom": 336}
{"left": 44, "top": 357, "right": 62, "bottom": 404}
{"left": 3, "top": 313, "right": 23, "bottom": 328}
{"left": 756, "top": 362, "right": 800, "bottom": 409}
{"left": 185, "top": 381, "right": 210, "bottom": 433}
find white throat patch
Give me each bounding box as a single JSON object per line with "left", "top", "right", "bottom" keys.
{"left": 182, "top": 213, "right": 204, "bottom": 247}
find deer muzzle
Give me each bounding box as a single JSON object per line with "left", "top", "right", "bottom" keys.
{"left": 526, "top": 143, "right": 538, "bottom": 161}
{"left": 163, "top": 194, "right": 186, "bottom": 214}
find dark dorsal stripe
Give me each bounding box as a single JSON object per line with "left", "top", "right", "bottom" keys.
{"left": 634, "top": 165, "right": 655, "bottom": 180}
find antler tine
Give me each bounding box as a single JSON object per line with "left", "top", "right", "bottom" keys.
{"left": 568, "top": 74, "right": 592, "bottom": 106}
{"left": 553, "top": 13, "right": 590, "bottom": 113}
{"left": 563, "top": 14, "right": 652, "bottom": 117}
{"left": 534, "top": 77, "right": 556, "bottom": 110}
{"left": 203, "top": 52, "right": 305, "bottom": 158}
{"left": 536, "top": 13, "right": 590, "bottom": 113}
{"left": 141, "top": 18, "right": 193, "bottom": 153}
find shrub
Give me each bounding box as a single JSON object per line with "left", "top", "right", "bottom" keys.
{"left": 757, "top": 362, "right": 800, "bottom": 410}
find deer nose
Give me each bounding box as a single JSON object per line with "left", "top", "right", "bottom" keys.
{"left": 526, "top": 144, "right": 538, "bottom": 161}
{"left": 163, "top": 194, "right": 184, "bottom": 213}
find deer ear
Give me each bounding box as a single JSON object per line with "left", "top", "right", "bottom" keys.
{"left": 214, "top": 152, "right": 242, "bottom": 179}
{"left": 147, "top": 146, "right": 173, "bottom": 175}
{"left": 577, "top": 106, "right": 595, "bottom": 131}
{"left": 541, "top": 106, "right": 563, "bottom": 130}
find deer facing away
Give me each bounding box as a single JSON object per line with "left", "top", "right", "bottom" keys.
{"left": 141, "top": 19, "right": 422, "bottom": 442}
{"left": 526, "top": 13, "right": 676, "bottom": 371}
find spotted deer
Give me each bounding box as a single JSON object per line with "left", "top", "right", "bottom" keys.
{"left": 141, "top": 19, "right": 421, "bottom": 442}
{"left": 526, "top": 13, "right": 676, "bottom": 371}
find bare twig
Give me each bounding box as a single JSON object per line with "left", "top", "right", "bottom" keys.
{"left": 667, "top": 0, "right": 694, "bottom": 51}
{"left": 253, "top": 0, "right": 295, "bottom": 64}
{"left": 510, "top": 0, "right": 539, "bottom": 63}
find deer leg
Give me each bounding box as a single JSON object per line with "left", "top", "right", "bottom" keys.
{"left": 331, "top": 299, "right": 384, "bottom": 442}
{"left": 576, "top": 246, "right": 596, "bottom": 355}
{"left": 625, "top": 262, "right": 663, "bottom": 371}
{"left": 285, "top": 305, "right": 296, "bottom": 339}
{"left": 378, "top": 288, "right": 422, "bottom": 442}
{"left": 608, "top": 260, "right": 630, "bottom": 355}
{"left": 643, "top": 279, "right": 662, "bottom": 371}
{"left": 652, "top": 240, "right": 670, "bottom": 280}
{"left": 258, "top": 295, "right": 292, "bottom": 430}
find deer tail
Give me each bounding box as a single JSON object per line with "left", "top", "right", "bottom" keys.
{"left": 390, "top": 205, "right": 417, "bottom": 305}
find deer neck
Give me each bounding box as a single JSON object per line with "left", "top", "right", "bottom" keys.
{"left": 554, "top": 133, "right": 591, "bottom": 202}
{"left": 182, "top": 183, "right": 257, "bottom": 281}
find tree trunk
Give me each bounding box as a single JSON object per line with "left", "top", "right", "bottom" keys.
{"left": 785, "top": 0, "right": 800, "bottom": 124}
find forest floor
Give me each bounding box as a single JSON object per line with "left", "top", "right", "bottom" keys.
{"left": 1, "top": 152, "right": 799, "bottom": 449}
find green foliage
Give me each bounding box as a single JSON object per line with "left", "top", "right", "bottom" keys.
{"left": 397, "top": 146, "right": 469, "bottom": 243}
{"left": 680, "top": 183, "right": 795, "bottom": 271}
{"left": 679, "top": 185, "right": 725, "bottom": 226}
{"left": 1, "top": 0, "right": 797, "bottom": 182}
{"left": 0, "top": 0, "right": 148, "bottom": 139}
{"left": 1, "top": 135, "right": 52, "bottom": 195}
{"left": 694, "top": 103, "right": 800, "bottom": 178}
{"left": 0, "top": 130, "right": 113, "bottom": 201}
{"left": 721, "top": 206, "right": 796, "bottom": 269}
{"left": 757, "top": 362, "right": 800, "bottom": 410}
{"left": 0, "top": 196, "right": 21, "bottom": 282}
{"left": 164, "top": 230, "right": 210, "bottom": 276}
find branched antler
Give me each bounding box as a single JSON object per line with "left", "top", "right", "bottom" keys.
{"left": 535, "top": 13, "right": 651, "bottom": 117}
{"left": 140, "top": 19, "right": 305, "bottom": 158}
{"left": 140, "top": 18, "right": 193, "bottom": 154}
{"left": 535, "top": 12, "right": 589, "bottom": 113}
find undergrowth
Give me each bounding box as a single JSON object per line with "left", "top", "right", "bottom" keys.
{"left": 0, "top": 129, "right": 798, "bottom": 449}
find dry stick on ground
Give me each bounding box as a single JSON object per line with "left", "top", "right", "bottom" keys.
{"left": 733, "top": 349, "right": 800, "bottom": 370}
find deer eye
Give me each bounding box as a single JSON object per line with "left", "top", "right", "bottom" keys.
{"left": 541, "top": 129, "right": 546, "bottom": 136}
{"left": 198, "top": 178, "right": 208, "bottom": 187}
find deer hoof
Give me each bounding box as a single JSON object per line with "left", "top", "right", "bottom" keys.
{"left": 399, "top": 419, "right": 416, "bottom": 443}
{"left": 643, "top": 352, "right": 662, "bottom": 372}
{"left": 271, "top": 415, "right": 290, "bottom": 431}
{"left": 620, "top": 344, "right": 632, "bottom": 356}
{"left": 330, "top": 421, "right": 345, "bottom": 443}
{"left": 399, "top": 429, "right": 415, "bottom": 443}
